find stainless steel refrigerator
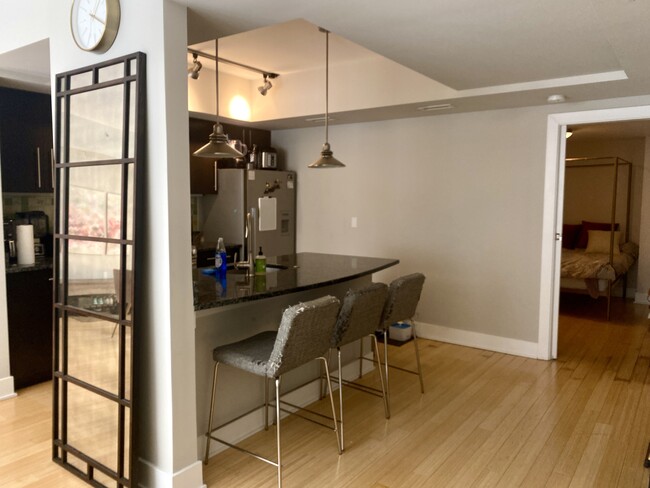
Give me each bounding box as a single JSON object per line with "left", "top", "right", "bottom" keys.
{"left": 200, "top": 168, "right": 296, "bottom": 259}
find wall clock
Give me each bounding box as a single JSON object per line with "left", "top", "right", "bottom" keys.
{"left": 70, "top": 0, "right": 121, "bottom": 53}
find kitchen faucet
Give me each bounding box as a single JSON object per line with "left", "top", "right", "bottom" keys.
{"left": 235, "top": 211, "right": 254, "bottom": 276}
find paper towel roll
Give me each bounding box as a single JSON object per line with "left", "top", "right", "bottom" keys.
{"left": 16, "top": 225, "right": 35, "bottom": 265}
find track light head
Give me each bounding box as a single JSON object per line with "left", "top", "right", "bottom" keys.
{"left": 258, "top": 74, "right": 273, "bottom": 96}
{"left": 188, "top": 53, "right": 202, "bottom": 79}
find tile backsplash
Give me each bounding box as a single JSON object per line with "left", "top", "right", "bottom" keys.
{"left": 3, "top": 193, "right": 55, "bottom": 233}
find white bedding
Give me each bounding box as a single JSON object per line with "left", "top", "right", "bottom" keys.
{"left": 561, "top": 242, "right": 638, "bottom": 281}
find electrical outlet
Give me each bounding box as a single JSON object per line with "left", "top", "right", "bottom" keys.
{"left": 351, "top": 217, "right": 357, "bottom": 228}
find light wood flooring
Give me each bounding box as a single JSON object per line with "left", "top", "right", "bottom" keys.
{"left": 2, "top": 295, "right": 650, "bottom": 487}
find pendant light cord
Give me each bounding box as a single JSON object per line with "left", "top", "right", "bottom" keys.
{"left": 325, "top": 30, "right": 329, "bottom": 145}
{"left": 215, "top": 38, "right": 220, "bottom": 125}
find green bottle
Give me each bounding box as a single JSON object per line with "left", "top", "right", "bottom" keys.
{"left": 255, "top": 246, "right": 266, "bottom": 275}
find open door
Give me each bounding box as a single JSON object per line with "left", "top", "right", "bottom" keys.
{"left": 52, "top": 53, "right": 145, "bottom": 487}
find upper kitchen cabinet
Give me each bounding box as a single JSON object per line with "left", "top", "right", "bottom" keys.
{"left": 189, "top": 117, "right": 271, "bottom": 194}
{"left": 0, "top": 87, "right": 54, "bottom": 193}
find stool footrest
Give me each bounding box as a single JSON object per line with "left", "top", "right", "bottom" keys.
{"left": 206, "top": 433, "right": 279, "bottom": 468}
{"left": 330, "top": 375, "right": 385, "bottom": 398}
{"left": 388, "top": 363, "right": 421, "bottom": 376}
{"left": 271, "top": 399, "right": 340, "bottom": 430}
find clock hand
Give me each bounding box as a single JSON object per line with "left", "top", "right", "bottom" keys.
{"left": 89, "top": 12, "right": 106, "bottom": 26}
{"left": 91, "top": 0, "right": 101, "bottom": 18}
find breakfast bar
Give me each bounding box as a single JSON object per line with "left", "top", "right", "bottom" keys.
{"left": 193, "top": 252, "right": 398, "bottom": 458}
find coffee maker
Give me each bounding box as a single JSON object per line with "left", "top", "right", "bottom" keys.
{"left": 3, "top": 218, "right": 16, "bottom": 264}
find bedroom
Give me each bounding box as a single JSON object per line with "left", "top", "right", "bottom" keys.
{"left": 558, "top": 119, "right": 649, "bottom": 330}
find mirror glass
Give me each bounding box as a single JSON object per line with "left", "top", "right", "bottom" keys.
{"left": 69, "top": 84, "right": 124, "bottom": 163}
{"left": 66, "top": 382, "right": 119, "bottom": 471}
{"left": 67, "top": 313, "right": 121, "bottom": 395}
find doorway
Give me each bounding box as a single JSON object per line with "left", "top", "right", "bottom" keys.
{"left": 538, "top": 105, "right": 650, "bottom": 360}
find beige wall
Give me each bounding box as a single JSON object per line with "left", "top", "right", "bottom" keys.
{"left": 638, "top": 137, "right": 650, "bottom": 303}
{"left": 273, "top": 97, "right": 650, "bottom": 348}
{"left": 275, "top": 107, "right": 549, "bottom": 344}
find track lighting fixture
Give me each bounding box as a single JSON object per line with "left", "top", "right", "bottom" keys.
{"left": 258, "top": 74, "right": 273, "bottom": 96}
{"left": 188, "top": 53, "right": 202, "bottom": 79}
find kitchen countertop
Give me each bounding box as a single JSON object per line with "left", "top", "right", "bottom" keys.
{"left": 193, "top": 252, "right": 399, "bottom": 311}
{"left": 5, "top": 256, "right": 53, "bottom": 274}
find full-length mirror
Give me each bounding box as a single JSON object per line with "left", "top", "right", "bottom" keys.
{"left": 53, "top": 52, "right": 144, "bottom": 488}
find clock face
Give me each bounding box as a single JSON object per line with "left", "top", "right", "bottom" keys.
{"left": 70, "top": 0, "right": 120, "bottom": 52}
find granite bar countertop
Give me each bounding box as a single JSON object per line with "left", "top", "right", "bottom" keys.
{"left": 193, "top": 252, "right": 399, "bottom": 311}
{"left": 5, "top": 256, "right": 53, "bottom": 274}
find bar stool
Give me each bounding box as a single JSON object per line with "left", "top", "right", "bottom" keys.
{"left": 328, "top": 282, "right": 389, "bottom": 450}
{"left": 204, "top": 295, "right": 342, "bottom": 488}
{"left": 381, "top": 273, "right": 426, "bottom": 396}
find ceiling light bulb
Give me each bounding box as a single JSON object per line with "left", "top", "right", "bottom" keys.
{"left": 566, "top": 129, "right": 573, "bottom": 138}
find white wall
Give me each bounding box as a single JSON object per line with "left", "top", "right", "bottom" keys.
{"left": 273, "top": 96, "right": 650, "bottom": 354}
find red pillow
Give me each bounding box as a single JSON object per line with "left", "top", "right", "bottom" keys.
{"left": 562, "top": 224, "right": 581, "bottom": 249}
{"left": 576, "top": 221, "right": 619, "bottom": 249}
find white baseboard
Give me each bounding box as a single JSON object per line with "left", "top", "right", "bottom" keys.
{"left": 0, "top": 375, "right": 16, "bottom": 400}
{"left": 137, "top": 458, "right": 205, "bottom": 488}
{"left": 198, "top": 352, "right": 375, "bottom": 460}
{"left": 415, "top": 321, "right": 539, "bottom": 359}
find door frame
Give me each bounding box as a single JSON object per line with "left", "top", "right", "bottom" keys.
{"left": 537, "top": 104, "right": 650, "bottom": 360}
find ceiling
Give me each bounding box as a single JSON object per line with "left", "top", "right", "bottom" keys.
{"left": 182, "top": 0, "right": 650, "bottom": 118}
{"left": 0, "top": 39, "right": 50, "bottom": 93}
{"left": 2, "top": 1, "right": 650, "bottom": 132}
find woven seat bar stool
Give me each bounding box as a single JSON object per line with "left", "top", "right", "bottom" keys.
{"left": 204, "top": 295, "right": 342, "bottom": 488}
{"left": 327, "top": 282, "right": 389, "bottom": 451}
{"left": 380, "top": 273, "right": 426, "bottom": 397}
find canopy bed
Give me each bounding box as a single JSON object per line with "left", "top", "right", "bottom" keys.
{"left": 560, "top": 156, "right": 638, "bottom": 320}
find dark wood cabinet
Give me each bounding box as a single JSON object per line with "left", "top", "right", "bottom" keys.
{"left": 6, "top": 269, "right": 53, "bottom": 389}
{"left": 189, "top": 117, "right": 271, "bottom": 194}
{"left": 0, "top": 87, "right": 54, "bottom": 193}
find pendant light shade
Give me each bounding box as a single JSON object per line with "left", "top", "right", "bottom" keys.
{"left": 309, "top": 142, "right": 345, "bottom": 168}
{"left": 194, "top": 123, "right": 244, "bottom": 158}
{"left": 308, "top": 28, "right": 344, "bottom": 169}
{"left": 193, "top": 39, "right": 243, "bottom": 160}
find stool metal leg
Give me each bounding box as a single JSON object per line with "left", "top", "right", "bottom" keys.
{"left": 319, "top": 348, "right": 333, "bottom": 401}
{"left": 337, "top": 347, "right": 344, "bottom": 451}
{"left": 204, "top": 361, "right": 220, "bottom": 464}
{"left": 359, "top": 339, "right": 364, "bottom": 378}
{"left": 370, "top": 333, "right": 390, "bottom": 419}
{"left": 383, "top": 329, "right": 390, "bottom": 405}
{"left": 320, "top": 356, "right": 343, "bottom": 455}
{"left": 265, "top": 377, "right": 270, "bottom": 430}
{"left": 275, "top": 376, "right": 282, "bottom": 488}
{"left": 411, "top": 320, "right": 425, "bottom": 394}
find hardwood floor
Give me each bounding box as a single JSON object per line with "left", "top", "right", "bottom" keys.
{"left": 1, "top": 295, "right": 649, "bottom": 487}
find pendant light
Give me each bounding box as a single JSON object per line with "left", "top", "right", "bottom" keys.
{"left": 308, "top": 28, "right": 345, "bottom": 169}
{"left": 193, "top": 39, "right": 243, "bottom": 159}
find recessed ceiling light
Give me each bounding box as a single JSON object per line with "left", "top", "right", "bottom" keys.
{"left": 547, "top": 94, "right": 567, "bottom": 103}
{"left": 416, "top": 103, "right": 454, "bottom": 112}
